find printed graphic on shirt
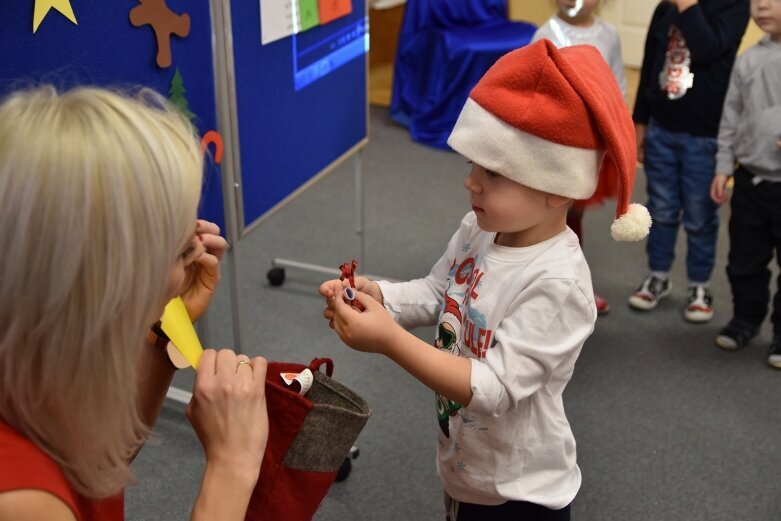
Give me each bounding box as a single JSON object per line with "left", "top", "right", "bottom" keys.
{"left": 659, "top": 25, "right": 694, "bottom": 100}
{"left": 436, "top": 276, "right": 463, "bottom": 438}
{"left": 435, "top": 252, "right": 495, "bottom": 438}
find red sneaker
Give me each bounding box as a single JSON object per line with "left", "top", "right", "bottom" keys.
{"left": 595, "top": 293, "right": 610, "bottom": 316}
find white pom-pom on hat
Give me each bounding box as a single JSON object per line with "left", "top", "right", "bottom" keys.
{"left": 611, "top": 203, "right": 652, "bottom": 241}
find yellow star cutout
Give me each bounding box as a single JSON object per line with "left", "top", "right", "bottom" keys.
{"left": 33, "top": 0, "right": 78, "bottom": 34}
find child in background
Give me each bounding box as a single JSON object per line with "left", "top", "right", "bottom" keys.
{"left": 533, "top": 0, "right": 627, "bottom": 315}
{"left": 709, "top": 0, "right": 781, "bottom": 364}
{"left": 533, "top": 0, "right": 626, "bottom": 98}
{"left": 629, "top": 0, "right": 750, "bottom": 322}
{"left": 320, "top": 41, "right": 649, "bottom": 521}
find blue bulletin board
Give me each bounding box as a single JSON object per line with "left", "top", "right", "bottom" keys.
{"left": 0, "top": 0, "right": 225, "bottom": 230}
{"left": 229, "top": 0, "right": 369, "bottom": 233}
{"left": 2, "top": 1, "right": 369, "bottom": 349}
{"left": 2, "top": 0, "right": 369, "bottom": 238}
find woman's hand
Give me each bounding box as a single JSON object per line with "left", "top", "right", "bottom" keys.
{"left": 181, "top": 220, "right": 228, "bottom": 323}
{"left": 187, "top": 349, "right": 268, "bottom": 477}
{"left": 328, "top": 290, "right": 401, "bottom": 354}
{"left": 320, "top": 276, "right": 383, "bottom": 329}
{"left": 187, "top": 349, "right": 268, "bottom": 521}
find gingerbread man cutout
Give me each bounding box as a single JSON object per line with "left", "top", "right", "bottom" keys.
{"left": 129, "top": 0, "right": 190, "bottom": 69}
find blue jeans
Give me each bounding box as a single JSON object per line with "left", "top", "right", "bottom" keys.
{"left": 643, "top": 120, "right": 720, "bottom": 283}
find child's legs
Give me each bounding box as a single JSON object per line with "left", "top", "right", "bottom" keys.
{"left": 643, "top": 121, "right": 683, "bottom": 274}
{"left": 763, "top": 176, "right": 781, "bottom": 335}
{"left": 445, "top": 493, "right": 571, "bottom": 521}
{"left": 727, "top": 168, "right": 773, "bottom": 327}
{"left": 680, "top": 134, "right": 720, "bottom": 283}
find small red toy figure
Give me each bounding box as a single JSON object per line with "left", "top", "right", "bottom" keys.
{"left": 339, "top": 259, "right": 364, "bottom": 311}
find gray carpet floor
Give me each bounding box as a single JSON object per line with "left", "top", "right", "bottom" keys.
{"left": 127, "top": 107, "right": 781, "bottom": 521}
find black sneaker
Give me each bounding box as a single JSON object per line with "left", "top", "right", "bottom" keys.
{"left": 684, "top": 285, "right": 714, "bottom": 323}
{"left": 715, "top": 318, "right": 758, "bottom": 351}
{"left": 628, "top": 275, "right": 672, "bottom": 311}
{"left": 767, "top": 336, "right": 781, "bottom": 369}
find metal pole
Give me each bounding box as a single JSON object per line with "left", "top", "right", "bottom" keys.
{"left": 211, "top": 0, "right": 244, "bottom": 352}
{"left": 354, "top": 151, "right": 365, "bottom": 270}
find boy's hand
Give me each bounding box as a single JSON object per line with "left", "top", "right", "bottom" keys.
{"left": 710, "top": 174, "right": 730, "bottom": 204}
{"left": 329, "top": 290, "right": 400, "bottom": 354}
{"left": 635, "top": 123, "right": 647, "bottom": 164}
{"left": 665, "top": 0, "right": 698, "bottom": 11}
{"left": 320, "top": 276, "right": 383, "bottom": 328}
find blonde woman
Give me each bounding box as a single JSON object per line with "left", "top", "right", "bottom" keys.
{"left": 0, "top": 87, "right": 269, "bottom": 521}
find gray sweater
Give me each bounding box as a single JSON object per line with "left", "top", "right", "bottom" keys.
{"left": 716, "top": 36, "right": 781, "bottom": 179}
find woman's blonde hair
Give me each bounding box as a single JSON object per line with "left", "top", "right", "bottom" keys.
{"left": 0, "top": 86, "right": 203, "bottom": 498}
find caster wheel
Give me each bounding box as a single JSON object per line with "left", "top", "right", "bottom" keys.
{"left": 335, "top": 457, "right": 352, "bottom": 482}
{"left": 267, "top": 267, "right": 285, "bottom": 286}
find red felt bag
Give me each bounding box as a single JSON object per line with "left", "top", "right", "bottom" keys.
{"left": 245, "top": 358, "right": 371, "bottom": 521}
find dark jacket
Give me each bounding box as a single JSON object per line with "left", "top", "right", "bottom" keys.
{"left": 633, "top": 0, "right": 750, "bottom": 137}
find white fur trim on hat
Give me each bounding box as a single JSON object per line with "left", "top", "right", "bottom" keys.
{"left": 448, "top": 98, "right": 604, "bottom": 199}
{"left": 611, "top": 203, "right": 652, "bottom": 241}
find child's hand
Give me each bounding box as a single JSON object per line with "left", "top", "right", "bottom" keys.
{"left": 710, "top": 174, "right": 730, "bottom": 205}
{"left": 319, "top": 276, "right": 383, "bottom": 328}
{"left": 329, "top": 289, "right": 400, "bottom": 354}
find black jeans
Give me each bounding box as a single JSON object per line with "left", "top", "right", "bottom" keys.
{"left": 446, "top": 495, "right": 571, "bottom": 521}
{"left": 727, "top": 166, "right": 781, "bottom": 333}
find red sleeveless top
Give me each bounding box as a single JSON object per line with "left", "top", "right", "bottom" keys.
{"left": 0, "top": 420, "right": 124, "bottom": 520}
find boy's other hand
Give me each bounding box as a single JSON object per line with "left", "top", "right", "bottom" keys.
{"left": 635, "top": 123, "right": 647, "bottom": 164}
{"left": 710, "top": 174, "right": 730, "bottom": 204}
{"left": 330, "top": 290, "right": 400, "bottom": 354}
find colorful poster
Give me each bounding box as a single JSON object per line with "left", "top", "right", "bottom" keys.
{"left": 261, "top": 0, "right": 321, "bottom": 45}
{"left": 299, "top": 0, "right": 320, "bottom": 31}
{"left": 318, "top": 0, "right": 352, "bottom": 25}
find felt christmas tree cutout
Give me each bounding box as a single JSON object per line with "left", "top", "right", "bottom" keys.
{"left": 129, "top": 0, "right": 190, "bottom": 68}
{"left": 168, "top": 68, "right": 195, "bottom": 121}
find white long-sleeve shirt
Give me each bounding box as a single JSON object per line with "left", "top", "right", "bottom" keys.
{"left": 377, "top": 213, "right": 596, "bottom": 509}
{"left": 532, "top": 14, "right": 627, "bottom": 99}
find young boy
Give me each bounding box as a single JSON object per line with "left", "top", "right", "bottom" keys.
{"left": 320, "top": 40, "right": 649, "bottom": 520}
{"left": 709, "top": 0, "right": 781, "bottom": 364}
{"left": 629, "top": 0, "right": 750, "bottom": 322}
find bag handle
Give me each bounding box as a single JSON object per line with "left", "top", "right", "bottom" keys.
{"left": 309, "top": 357, "right": 334, "bottom": 377}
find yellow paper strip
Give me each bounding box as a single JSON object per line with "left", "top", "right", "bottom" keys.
{"left": 160, "top": 296, "right": 203, "bottom": 369}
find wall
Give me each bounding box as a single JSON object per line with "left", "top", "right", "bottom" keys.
{"left": 509, "top": 0, "right": 556, "bottom": 25}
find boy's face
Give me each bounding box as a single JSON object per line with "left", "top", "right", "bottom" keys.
{"left": 464, "top": 164, "right": 567, "bottom": 236}
{"left": 751, "top": 0, "right": 781, "bottom": 38}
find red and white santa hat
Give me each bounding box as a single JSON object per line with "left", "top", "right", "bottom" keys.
{"left": 448, "top": 39, "right": 650, "bottom": 241}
